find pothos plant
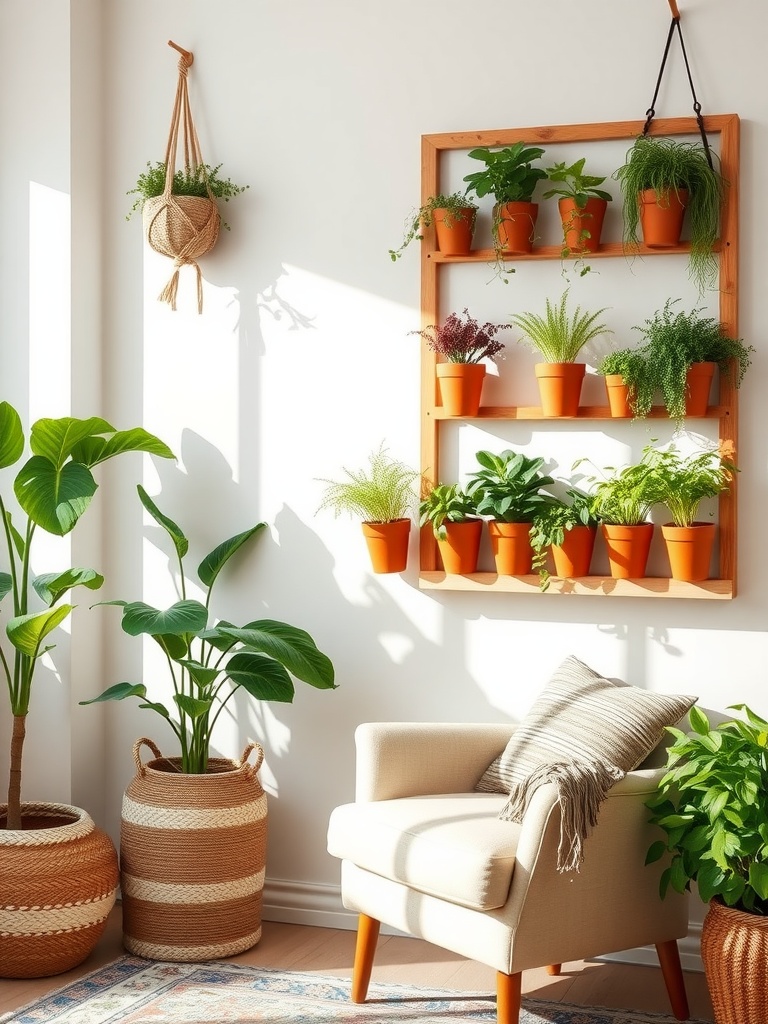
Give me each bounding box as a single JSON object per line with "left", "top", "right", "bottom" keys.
{"left": 81, "top": 486, "right": 336, "bottom": 774}
{"left": 0, "top": 401, "right": 174, "bottom": 830}
{"left": 543, "top": 157, "right": 613, "bottom": 273}
{"left": 529, "top": 488, "right": 598, "bottom": 592}
{"left": 388, "top": 192, "right": 478, "bottom": 262}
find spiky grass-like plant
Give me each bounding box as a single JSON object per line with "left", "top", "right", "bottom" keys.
{"left": 317, "top": 445, "right": 419, "bottom": 524}
{"left": 510, "top": 290, "right": 611, "bottom": 363}
{"left": 642, "top": 441, "right": 737, "bottom": 528}
{"left": 613, "top": 135, "right": 725, "bottom": 295}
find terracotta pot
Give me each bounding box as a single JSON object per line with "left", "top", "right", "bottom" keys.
{"left": 436, "top": 520, "right": 482, "bottom": 574}
{"left": 121, "top": 738, "right": 267, "bottom": 961}
{"left": 488, "top": 521, "right": 533, "bottom": 575}
{"left": 638, "top": 188, "right": 689, "bottom": 248}
{"left": 436, "top": 362, "right": 486, "bottom": 416}
{"left": 558, "top": 197, "right": 607, "bottom": 254}
{"left": 534, "top": 362, "right": 586, "bottom": 417}
{"left": 552, "top": 525, "right": 597, "bottom": 578}
{"left": 685, "top": 361, "right": 716, "bottom": 417}
{"left": 661, "top": 522, "right": 716, "bottom": 582}
{"left": 361, "top": 519, "right": 410, "bottom": 573}
{"left": 0, "top": 802, "right": 119, "bottom": 979}
{"left": 601, "top": 522, "right": 654, "bottom": 579}
{"left": 494, "top": 201, "right": 538, "bottom": 254}
{"left": 604, "top": 374, "right": 634, "bottom": 418}
{"left": 433, "top": 206, "right": 476, "bottom": 256}
{"left": 701, "top": 898, "right": 768, "bottom": 1024}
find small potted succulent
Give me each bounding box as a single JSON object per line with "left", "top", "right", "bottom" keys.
{"left": 529, "top": 487, "right": 599, "bottom": 591}
{"left": 418, "top": 483, "right": 480, "bottom": 574}
{"left": 389, "top": 192, "right": 478, "bottom": 260}
{"left": 543, "top": 157, "right": 613, "bottom": 266}
{"left": 411, "top": 308, "right": 511, "bottom": 416}
{"left": 316, "top": 444, "right": 419, "bottom": 573}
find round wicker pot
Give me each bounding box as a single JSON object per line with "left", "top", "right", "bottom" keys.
{"left": 436, "top": 363, "right": 486, "bottom": 416}
{"left": 361, "top": 519, "right": 410, "bottom": 574}
{"left": 143, "top": 194, "right": 221, "bottom": 261}
{"left": 121, "top": 738, "right": 267, "bottom": 962}
{"left": 433, "top": 206, "right": 476, "bottom": 256}
{"left": 701, "top": 898, "right": 768, "bottom": 1024}
{"left": 0, "top": 802, "right": 119, "bottom": 979}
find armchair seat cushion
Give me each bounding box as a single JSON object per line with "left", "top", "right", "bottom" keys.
{"left": 327, "top": 793, "right": 518, "bottom": 911}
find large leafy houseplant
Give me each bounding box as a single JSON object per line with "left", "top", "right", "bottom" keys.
{"left": 0, "top": 402, "right": 174, "bottom": 830}
{"left": 389, "top": 192, "right": 478, "bottom": 261}
{"left": 463, "top": 143, "right": 547, "bottom": 206}
{"left": 81, "top": 486, "right": 336, "bottom": 773}
{"left": 466, "top": 449, "right": 554, "bottom": 524}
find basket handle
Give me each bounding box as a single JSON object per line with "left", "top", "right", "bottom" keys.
{"left": 239, "top": 742, "right": 265, "bottom": 778}
{"left": 133, "top": 737, "right": 164, "bottom": 776}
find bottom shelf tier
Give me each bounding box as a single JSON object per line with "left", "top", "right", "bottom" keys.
{"left": 418, "top": 573, "right": 734, "bottom": 599}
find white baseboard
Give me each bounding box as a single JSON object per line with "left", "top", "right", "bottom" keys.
{"left": 262, "top": 878, "right": 704, "bottom": 974}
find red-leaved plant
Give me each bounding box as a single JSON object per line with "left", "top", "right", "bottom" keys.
{"left": 411, "top": 308, "right": 511, "bottom": 364}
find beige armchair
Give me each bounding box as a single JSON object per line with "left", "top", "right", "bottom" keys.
{"left": 327, "top": 722, "right": 690, "bottom": 1024}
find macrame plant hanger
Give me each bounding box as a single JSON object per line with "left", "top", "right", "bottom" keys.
{"left": 143, "top": 41, "right": 221, "bottom": 314}
{"left": 641, "top": 0, "right": 713, "bottom": 168}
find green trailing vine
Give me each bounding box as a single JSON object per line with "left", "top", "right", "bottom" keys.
{"left": 389, "top": 192, "right": 477, "bottom": 261}
{"left": 127, "top": 161, "right": 249, "bottom": 226}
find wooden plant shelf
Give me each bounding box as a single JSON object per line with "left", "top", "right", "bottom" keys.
{"left": 430, "top": 405, "right": 730, "bottom": 421}
{"left": 427, "top": 240, "right": 722, "bottom": 264}
{"left": 418, "top": 573, "right": 733, "bottom": 600}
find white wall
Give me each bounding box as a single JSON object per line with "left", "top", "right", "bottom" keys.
{"left": 3, "top": 0, "right": 768, "bottom": 965}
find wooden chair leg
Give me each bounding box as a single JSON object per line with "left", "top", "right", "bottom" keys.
{"left": 496, "top": 971, "right": 522, "bottom": 1024}
{"left": 655, "top": 939, "right": 690, "bottom": 1021}
{"left": 351, "top": 913, "right": 380, "bottom": 1003}
{"left": 546, "top": 964, "right": 562, "bottom": 976}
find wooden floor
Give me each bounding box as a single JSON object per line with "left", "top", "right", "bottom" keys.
{"left": 1, "top": 904, "right": 714, "bottom": 1020}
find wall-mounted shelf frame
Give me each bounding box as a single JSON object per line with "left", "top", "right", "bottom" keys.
{"left": 419, "top": 114, "right": 740, "bottom": 598}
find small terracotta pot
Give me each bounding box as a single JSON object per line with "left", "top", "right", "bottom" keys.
{"left": 361, "top": 519, "right": 410, "bottom": 574}
{"left": 488, "top": 521, "right": 533, "bottom": 575}
{"left": 639, "top": 188, "right": 689, "bottom": 248}
{"left": 685, "top": 362, "right": 716, "bottom": 417}
{"left": 601, "top": 522, "right": 654, "bottom": 579}
{"left": 436, "top": 363, "right": 486, "bottom": 416}
{"left": 558, "top": 197, "right": 607, "bottom": 254}
{"left": 552, "top": 525, "right": 597, "bottom": 578}
{"left": 494, "top": 201, "right": 538, "bottom": 254}
{"left": 432, "top": 207, "right": 476, "bottom": 256}
{"left": 534, "top": 362, "right": 586, "bottom": 417}
{"left": 661, "top": 522, "right": 716, "bottom": 582}
{"left": 604, "top": 374, "right": 634, "bottom": 418}
{"left": 436, "top": 520, "right": 482, "bottom": 574}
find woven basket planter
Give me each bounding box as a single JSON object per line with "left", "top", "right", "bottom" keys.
{"left": 121, "top": 738, "right": 267, "bottom": 962}
{"left": 701, "top": 898, "right": 768, "bottom": 1023}
{"left": 143, "top": 194, "right": 221, "bottom": 263}
{"left": 0, "top": 802, "right": 119, "bottom": 979}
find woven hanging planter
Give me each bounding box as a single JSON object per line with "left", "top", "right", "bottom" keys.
{"left": 143, "top": 45, "right": 221, "bottom": 313}
{"left": 701, "top": 898, "right": 768, "bottom": 1024}
{"left": 120, "top": 737, "right": 267, "bottom": 962}
{"left": 0, "top": 802, "right": 119, "bottom": 979}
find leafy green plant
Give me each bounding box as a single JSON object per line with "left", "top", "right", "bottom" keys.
{"left": 0, "top": 402, "right": 174, "bottom": 830}
{"left": 388, "top": 192, "right": 478, "bottom": 262}
{"left": 418, "top": 483, "right": 476, "bottom": 540}
{"left": 646, "top": 704, "right": 768, "bottom": 916}
{"left": 411, "top": 308, "right": 511, "bottom": 364}
{"left": 510, "top": 290, "right": 611, "bottom": 363}
{"left": 576, "top": 448, "right": 664, "bottom": 526}
{"left": 543, "top": 158, "right": 613, "bottom": 207}
{"left": 463, "top": 143, "right": 547, "bottom": 205}
{"left": 597, "top": 348, "right": 652, "bottom": 418}
{"left": 81, "top": 487, "right": 336, "bottom": 775}
{"left": 529, "top": 488, "right": 597, "bottom": 591}
{"left": 316, "top": 444, "right": 419, "bottom": 523}
{"left": 466, "top": 449, "right": 554, "bottom": 524}
{"left": 612, "top": 135, "right": 725, "bottom": 294}
{"left": 127, "top": 161, "right": 249, "bottom": 226}
{"left": 632, "top": 299, "right": 753, "bottom": 420}
{"left": 643, "top": 441, "right": 737, "bottom": 527}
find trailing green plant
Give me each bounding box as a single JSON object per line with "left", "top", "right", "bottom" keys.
{"left": 510, "top": 290, "right": 611, "bottom": 363}
{"left": 575, "top": 447, "right": 664, "bottom": 526}
{"left": 466, "top": 449, "right": 554, "bottom": 524}
{"left": 642, "top": 441, "right": 737, "bottom": 527}
{"left": 418, "top": 483, "right": 477, "bottom": 540}
{"left": 612, "top": 135, "right": 725, "bottom": 294}
{"left": 0, "top": 402, "right": 175, "bottom": 830}
{"left": 597, "top": 347, "right": 653, "bottom": 418}
{"left": 632, "top": 299, "right": 753, "bottom": 420}
{"left": 388, "top": 192, "right": 478, "bottom": 261}
{"left": 646, "top": 703, "right": 768, "bottom": 916}
{"left": 411, "top": 308, "right": 511, "bottom": 364}
{"left": 81, "top": 486, "right": 336, "bottom": 775}
{"left": 529, "top": 488, "right": 598, "bottom": 592}
{"left": 316, "top": 444, "right": 419, "bottom": 523}
{"left": 127, "top": 161, "right": 249, "bottom": 226}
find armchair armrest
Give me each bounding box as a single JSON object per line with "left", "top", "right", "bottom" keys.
{"left": 354, "top": 721, "right": 515, "bottom": 801}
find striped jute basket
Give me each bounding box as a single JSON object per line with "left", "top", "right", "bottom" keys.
{"left": 121, "top": 738, "right": 267, "bottom": 962}
{"left": 0, "top": 802, "right": 119, "bottom": 979}
{"left": 700, "top": 898, "right": 768, "bottom": 1023}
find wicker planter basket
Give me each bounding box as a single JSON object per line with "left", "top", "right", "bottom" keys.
{"left": 700, "top": 898, "right": 768, "bottom": 1023}
{"left": 121, "top": 738, "right": 267, "bottom": 962}
{"left": 0, "top": 802, "right": 119, "bottom": 979}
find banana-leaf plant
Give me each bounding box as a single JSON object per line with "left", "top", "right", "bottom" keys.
{"left": 81, "top": 486, "right": 336, "bottom": 773}
{"left": 0, "top": 401, "right": 175, "bottom": 830}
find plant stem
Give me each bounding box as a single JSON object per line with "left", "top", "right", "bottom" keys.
{"left": 5, "top": 714, "right": 26, "bottom": 829}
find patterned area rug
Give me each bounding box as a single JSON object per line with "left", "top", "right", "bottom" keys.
{"left": 1, "top": 957, "right": 710, "bottom": 1024}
